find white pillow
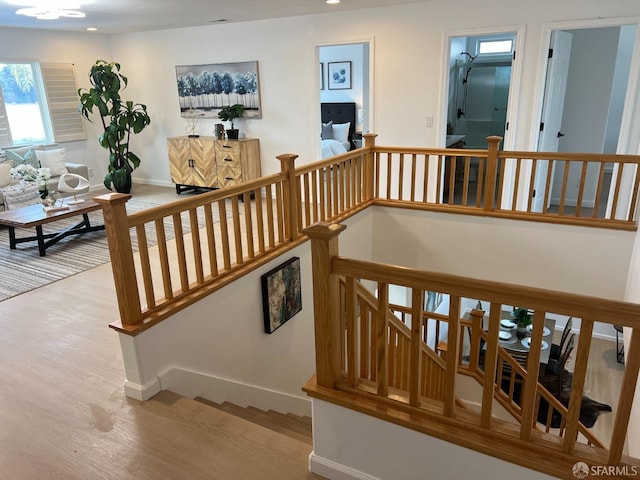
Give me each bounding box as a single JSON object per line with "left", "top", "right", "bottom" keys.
{"left": 332, "top": 122, "right": 350, "bottom": 144}
{"left": 35, "top": 148, "right": 69, "bottom": 176}
{"left": 0, "top": 162, "right": 12, "bottom": 187}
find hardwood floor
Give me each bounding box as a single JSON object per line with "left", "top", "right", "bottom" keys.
{"left": 0, "top": 183, "right": 626, "bottom": 478}
{"left": 0, "top": 184, "right": 321, "bottom": 480}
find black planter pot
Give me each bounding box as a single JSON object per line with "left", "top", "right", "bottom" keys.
{"left": 112, "top": 171, "right": 133, "bottom": 194}
{"left": 226, "top": 128, "right": 239, "bottom": 140}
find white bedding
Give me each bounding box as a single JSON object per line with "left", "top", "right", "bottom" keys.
{"left": 321, "top": 139, "right": 348, "bottom": 158}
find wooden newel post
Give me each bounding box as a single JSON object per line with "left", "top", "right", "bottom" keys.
{"left": 94, "top": 193, "right": 142, "bottom": 326}
{"left": 483, "top": 136, "right": 503, "bottom": 212}
{"left": 362, "top": 133, "right": 378, "bottom": 201}
{"left": 302, "top": 222, "right": 347, "bottom": 388}
{"left": 277, "top": 153, "right": 300, "bottom": 241}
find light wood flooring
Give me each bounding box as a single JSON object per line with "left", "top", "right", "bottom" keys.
{"left": 0, "top": 184, "right": 628, "bottom": 478}
{"left": 0, "top": 184, "right": 321, "bottom": 480}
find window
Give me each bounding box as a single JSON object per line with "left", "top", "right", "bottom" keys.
{"left": 0, "top": 61, "right": 85, "bottom": 148}
{"left": 477, "top": 39, "right": 513, "bottom": 56}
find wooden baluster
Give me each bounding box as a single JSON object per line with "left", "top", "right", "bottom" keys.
{"left": 410, "top": 153, "right": 417, "bottom": 202}
{"left": 398, "top": 153, "right": 405, "bottom": 201}
{"left": 363, "top": 133, "right": 377, "bottom": 202}
{"left": 204, "top": 203, "right": 219, "bottom": 277}
{"left": 231, "top": 196, "right": 243, "bottom": 265}
{"left": 443, "top": 295, "right": 460, "bottom": 417}
{"left": 575, "top": 160, "right": 588, "bottom": 217}
{"left": 254, "top": 188, "right": 265, "bottom": 254}
{"left": 135, "top": 224, "right": 155, "bottom": 310}
{"left": 277, "top": 153, "right": 299, "bottom": 241}
{"left": 218, "top": 199, "right": 231, "bottom": 271}
{"left": 409, "top": 288, "right": 424, "bottom": 407}
{"left": 468, "top": 308, "right": 483, "bottom": 372}
{"left": 376, "top": 282, "right": 389, "bottom": 397}
{"left": 172, "top": 212, "right": 189, "bottom": 292}
{"left": 543, "top": 159, "right": 554, "bottom": 214}
{"left": 155, "top": 218, "right": 173, "bottom": 300}
{"left": 265, "top": 184, "right": 276, "bottom": 249}
{"left": 374, "top": 151, "right": 381, "bottom": 199}
{"left": 527, "top": 158, "right": 537, "bottom": 212}
{"left": 386, "top": 153, "right": 392, "bottom": 200}
{"left": 559, "top": 160, "right": 571, "bottom": 215}
{"left": 94, "top": 193, "right": 142, "bottom": 326}
{"left": 346, "top": 275, "right": 358, "bottom": 387}
{"left": 593, "top": 162, "right": 606, "bottom": 218}
{"left": 628, "top": 162, "right": 640, "bottom": 221}
{"left": 609, "top": 327, "right": 640, "bottom": 464}
{"left": 481, "top": 307, "right": 501, "bottom": 428}
{"left": 520, "top": 310, "right": 545, "bottom": 441}
{"left": 303, "top": 222, "right": 346, "bottom": 388}
{"left": 189, "top": 207, "right": 204, "bottom": 284}
{"left": 563, "top": 318, "right": 593, "bottom": 454}
{"left": 422, "top": 154, "right": 430, "bottom": 203}
{"left": 483, "top": 136, "right": 502, "bottom": 211}
{"left": 243, "top": 192, "right": 254, "bottom": 259}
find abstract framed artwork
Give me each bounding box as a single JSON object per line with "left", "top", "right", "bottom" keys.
{"left": 175, "top": 60, "right": 261, "bottom": 119}
{"left": 328, "top": 61, "right": 351, "bottom": 90}
{"left": 261, "top": 257, "right": 302, "bottom": 334}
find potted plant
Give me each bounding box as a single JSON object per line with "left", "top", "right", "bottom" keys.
{"left": 218, "top": 103, "right": 245, "bottom": 140}
{"left": 77, "top": 60, "right": 151, "bottom": 193}
{"left": 512, "top": 307, "right": 532, "bottom": 336}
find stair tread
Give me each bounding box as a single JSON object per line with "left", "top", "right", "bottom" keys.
{"left": 196, "top": 397, "right": 313, "bottom": 446}
{"left": 144, "top": 391, "right": 321, "bottom": 479}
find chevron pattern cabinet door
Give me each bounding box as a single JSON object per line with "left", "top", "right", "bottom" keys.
{"left": 190, "top": 137, "right": 217, "bottom": 187}
{"left": 167, "top": 136, "right": 194, "bottom": 185}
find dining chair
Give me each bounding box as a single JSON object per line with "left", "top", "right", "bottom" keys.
{"left": 541, "top": 333, "right": 575, "bottom": 395}
{"left": 549, "top": 317, "right": 573, "bottom": 361}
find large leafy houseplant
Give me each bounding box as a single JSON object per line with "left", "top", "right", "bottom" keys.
{"left": 78, "top": 60, "right": 151, "bottom": 193}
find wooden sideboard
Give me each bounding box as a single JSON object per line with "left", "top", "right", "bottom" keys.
{"left": 167, "top": 136, "right": 261, "bottom": 194}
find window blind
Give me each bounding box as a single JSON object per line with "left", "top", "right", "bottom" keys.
{"left": 0, "top": 87, "right": 13, "bottom": 148}
{"left": 40, "top": 62, "right": 86, "bottom": 143}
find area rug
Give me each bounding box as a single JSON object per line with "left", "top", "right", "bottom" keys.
{"left": 0, "top": 196, "right": 216, "bottom": 301}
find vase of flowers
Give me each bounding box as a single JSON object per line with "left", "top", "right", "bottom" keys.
{"left": 10, "top": 164, "right": 51, "bottom": 199}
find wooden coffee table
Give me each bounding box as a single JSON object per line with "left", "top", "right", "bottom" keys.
{"left": 0, "top": 193, "right": 105, "bottom": 256}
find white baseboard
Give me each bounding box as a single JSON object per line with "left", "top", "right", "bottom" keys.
{"left": 124, "top": 377, "right": 162, "bottom": 401}
{"left": 550, "top": 196, "right": 595, "bottom": 208}
{"left": 309, "top": 453, "right": 381, "bottom": 480}
{"left": 132, "top": 178, "right": 174, "bottom": 188}
{"left": 157, "top": 366, "right": 312, "bottom": 416}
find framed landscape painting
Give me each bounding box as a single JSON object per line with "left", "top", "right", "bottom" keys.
{"left": 175, "top": 60, "right": 261, "bottom": 119}
{"left": 261, "top": 257, "right": 302, "bottom": 334}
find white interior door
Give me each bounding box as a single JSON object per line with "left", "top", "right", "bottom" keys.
{"left": 532, "top": 30, "right": 572, "bottom": 212}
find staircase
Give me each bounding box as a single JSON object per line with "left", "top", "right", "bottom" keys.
{"left": 196, "top": 397, "right": 313, "bottom": 446}
{"left": 147, "top": 390, "right": 321, "bottom": 479}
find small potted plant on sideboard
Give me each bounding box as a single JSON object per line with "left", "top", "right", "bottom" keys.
{"left": 218, "top": 104, "right": 245, "bottom": 140}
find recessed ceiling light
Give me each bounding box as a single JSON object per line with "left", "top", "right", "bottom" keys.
{"left": 86, "top": 27, "right": 97, "bottom": 31}
{"left": 16, "top": 7, "right": 85, "bottom": 20}
{"left": 326, "top": 0, "right": 340, "bottom": 4}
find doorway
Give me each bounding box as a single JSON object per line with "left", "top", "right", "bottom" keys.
{"left": 318, "top": 42, "right": 371, "bottom": 155}
{"left": 534, "top": 25, "right": 636, "bottom": 214}
{"left": 446, "top": 33, "right": 516, "bottom": 150}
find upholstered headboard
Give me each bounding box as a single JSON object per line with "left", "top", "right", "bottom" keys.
{"left": 321, "top": 102, "right": 356, "bottom": 149}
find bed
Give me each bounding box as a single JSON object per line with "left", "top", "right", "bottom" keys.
{"left": 320, "top": 102, "right": 356, "bottom": 158}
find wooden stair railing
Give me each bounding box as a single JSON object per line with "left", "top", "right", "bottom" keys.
{"left": 304, "top": 222, "right": 640, "bottom": 475}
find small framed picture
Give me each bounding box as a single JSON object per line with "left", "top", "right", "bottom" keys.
{"left": 328, "top": 61, "right": 352, "bottom": 90}
{"left": 320, "top": 63, "right": 324, "bottom": 90}
{"left": 261, "top": 257, "right": 302, "bottom": 334}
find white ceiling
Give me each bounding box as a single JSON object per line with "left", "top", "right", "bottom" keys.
{"left": 0, "top": 0, "right": 428, "bottom": 34}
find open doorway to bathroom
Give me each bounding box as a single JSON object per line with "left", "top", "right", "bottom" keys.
{"left": 446, "top": 33, "right": 515, "bottom": 150}
{"left": 443, "top": 32, "right": 516, "bottom": 204}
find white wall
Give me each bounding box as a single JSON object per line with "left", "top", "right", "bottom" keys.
{"left": 310, "top": 399, "right": 555, "bottom": 480}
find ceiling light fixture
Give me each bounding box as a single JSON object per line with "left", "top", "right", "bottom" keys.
{"left": 326, "top": 0, "right": 340, "bottom": 4}
{"left": 86, "top": 27, "right": 97, "bottom": 31}
{"left": 16, "top": 7, "right": 85, "bottom": 20}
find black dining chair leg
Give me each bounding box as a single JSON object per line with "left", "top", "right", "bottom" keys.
{"left": 614, "top": 324, "right": 625, "bottom": 364}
